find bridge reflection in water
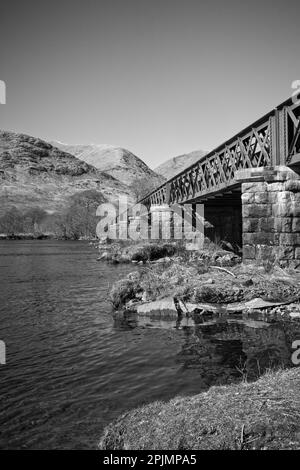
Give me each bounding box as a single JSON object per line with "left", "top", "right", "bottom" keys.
{"left": 114, "top": 312, "right": 300, "bottom": 386}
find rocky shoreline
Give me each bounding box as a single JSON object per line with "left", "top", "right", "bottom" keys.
{"left": 103, "top": 241, "right": 300, "bottom": 320}
{"left": 97, "top": 240, "right": 300, "bottom": 450}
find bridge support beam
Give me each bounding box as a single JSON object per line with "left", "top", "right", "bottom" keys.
{"left": 149, "top": 204, "right": 204, "bottom": 248}
{"left": 149, "top": 204, "right": 172, "bottom": 239}
{"left": 237, "top": 166, "right": 300, "bottom": 267}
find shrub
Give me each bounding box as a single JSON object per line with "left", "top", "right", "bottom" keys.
{"left": 131, "top": 243, "right": 177, "bottom": 262}
{"left": 109, "top": 277, "right": 142, "bottom": 309}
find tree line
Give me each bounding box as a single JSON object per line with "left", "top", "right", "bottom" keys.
{"left": 0, "top": 190, "right": 106, "bottom": 239}
{"left": 0, "top": 177, "right": 161, "bottom": 239}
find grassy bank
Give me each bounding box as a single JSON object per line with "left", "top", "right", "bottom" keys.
{"left": 109, "top": 253, "right": 300, "bottom": 311}
{"left": 99, "top": 367, "right": 300, "bottom": 450}
{"left": 98, "top": 240, "right": 183, "bottom": 264}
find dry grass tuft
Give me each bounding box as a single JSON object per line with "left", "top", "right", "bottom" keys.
{"left": 99, "top": 368, "right": 300, "bottom": 450}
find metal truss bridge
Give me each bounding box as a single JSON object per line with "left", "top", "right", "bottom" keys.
{"left": 140, "top": 97, "right": 300, "bottom": 209}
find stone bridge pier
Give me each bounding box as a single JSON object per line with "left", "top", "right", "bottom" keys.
{"left": 143, "top": 165, "right": 300, "bottom": 266}
{"left": 142, "top": 203, "right": 204, "bottom": 248}
{"left": 238, "top": 166, "right": 300, "bottom": 267}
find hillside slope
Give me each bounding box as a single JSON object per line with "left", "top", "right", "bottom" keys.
{"left": 0, "top": 131, "right": 131, "bottom": 215}
{"left": 52, "top": 142, "right": 165, "bottom": 187}
{"left": 155, "top": 150, "right": 207, "bottom": 180}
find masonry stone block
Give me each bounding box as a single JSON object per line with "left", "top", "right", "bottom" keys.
{"left": 243, "top": 204, "right": 272, "bottom": 218}
{"left": 259, "top": 217, "right": 275, "bottom": 232}
{"left": 292, "top": 218, "right": 300, "bottom": 232}
{"left": 272, "top": 202, "right": 294, "bottom": 218}
{"left": 256, "top": 233, "right": 280, "bottom": 245}
{"left": 281, "top": 218, "right": 293, "bottom": 232}
{"left": 285, "top": 180, "right": 300, "bottom": 192}
{"left": 243, "top": 244, "right": 256, "bottom": 259}
{"left": 242, "top": 182, "right": 267, "bottom": 193}
{"left": 243, "top": 232, "right": 279, "bottom": 245}
{"left": 267, "top": 182, "right": 286, "bottom": 192}
{"left": 267, "top": 193, "right": 280, "bottom": 204}
{"left": 277, "top": 192, "right": 293, "bottom": 203}
{"left": 243, "top": 233, "right": 254, "bottom": 245}
{"left": 256, "top": 245, "right": 275, "bottom": 260}
{"left": 240, "top": 167, "right": 300, "bottom": 266}
{"left": 243, "top": 218, "right": 259, "bottom": 233}
{"left": 291, "top": 202, "right": 300, "bottom": 217}
{"left": 276, "top": 246, "right": 295, "bottom": 260}
{"left": 241, "top": 193, "right": 255, "bottom": 204}
{"left": 254, "top": 192, "right": 269, "bottom": 204}
{"left": 280, "top": 233, "right": 300, "bottom": 246}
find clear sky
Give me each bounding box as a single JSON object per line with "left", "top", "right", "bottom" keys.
{"left": 0, "top": 0, "right": 299, "bottom": 168}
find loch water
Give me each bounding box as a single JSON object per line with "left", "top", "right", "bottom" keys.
{"left": 0, "top": 240, "right": 298, "bottom": 449}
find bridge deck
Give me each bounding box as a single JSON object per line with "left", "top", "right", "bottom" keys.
{"left": 140, "top": 97, "right": 300, "bottom": 208}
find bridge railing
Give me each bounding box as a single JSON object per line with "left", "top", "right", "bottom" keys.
{"left": 140, "top": 97, "right": 300, "bottom": 208}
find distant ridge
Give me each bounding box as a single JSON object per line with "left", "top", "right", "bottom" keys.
{"left": 0, "top": 130, "right": 131, "bottom": 215}
{"left": 155, "top": 149, "right": 207, "bottom": 180}
{"left": 52, "top": 142, "right": 165, "bottom": 187}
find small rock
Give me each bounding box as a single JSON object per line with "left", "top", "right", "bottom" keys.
{"left": 99, "top": 236, "right": 109, "bottom": 245}
{"left": 97, "top": 251, "right": 108, "bottom": 261}
{"left": 137, "top": 298, "right": 178, "bottom": 317}
{"left": 155, "top": 257, "right": 171, "bottom": 263}
{"left": 119, "top": 255, "right": 131, "bottom": 262}
{"left": 127, "top": 272, "right": 140, "bottom": 282}
{"left": 290, "top": 311, "right": 300, "bottom": 319}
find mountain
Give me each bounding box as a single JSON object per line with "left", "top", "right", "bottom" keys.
{"left": 0, "top": 130, "right": 132, "bottom": 216}
{"left": 52, "top": 142, "right": 165, "bottom": 187}
{"left": 155, "top": 150, "right": 207, "bottom": 180}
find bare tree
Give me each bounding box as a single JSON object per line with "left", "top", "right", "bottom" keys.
{"left": 54, "top": 190, "right": 106, "bottom": 239}
{"left": 24, "top": 207, "right": 47, "bottom": 233}
{"left": 0, "top": 207, "right": 24, "bottom": 235}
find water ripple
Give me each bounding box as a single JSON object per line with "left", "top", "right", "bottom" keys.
{"left": 0, "top": 240, "right": 299, "bottom": 449}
